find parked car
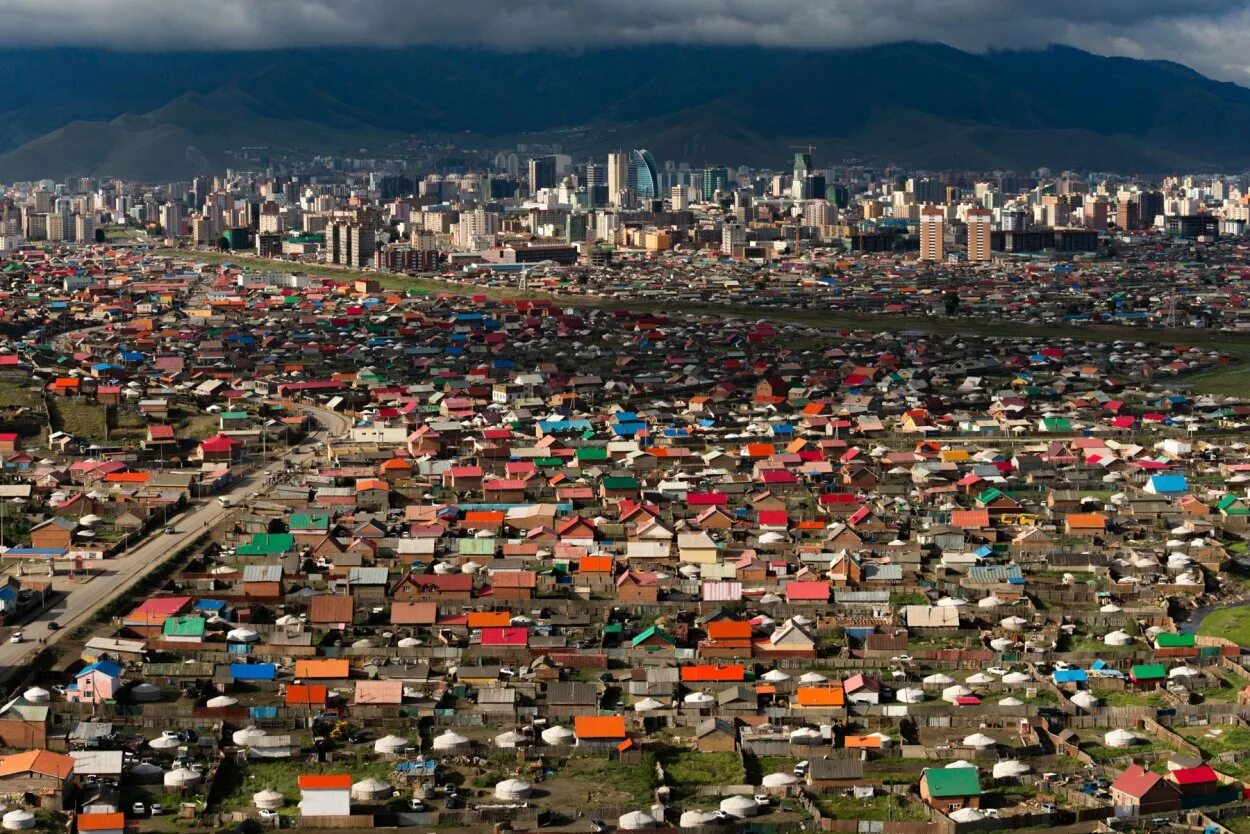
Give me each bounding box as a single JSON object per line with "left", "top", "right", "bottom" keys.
{"left": 8, "top": 632, "right": 22, "bottom": 644}
{"left": 407, "top": 798, "right": 426, "bottom": 812}
{"left": 131, "top": 802, "right": 146, "bottom": 816}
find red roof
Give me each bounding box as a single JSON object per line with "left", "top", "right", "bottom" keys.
{"left": 1171, "top": 765, "right": 1218, "bottom": 786}
{"left": 1111, "top": 764, "right": 1165, "bottom": 799}
{"left": 298, "top": 774, "right": 352, "bottom": 790}
{"left": 785, "top": 580, "right": 830, "bottom": 601}
{"left": 758, "top": 510, "right": 788, "bottom": 526}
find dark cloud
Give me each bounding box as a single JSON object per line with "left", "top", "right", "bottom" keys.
{"left": 2, "top": 0, "right": 1248, "bottom": 82}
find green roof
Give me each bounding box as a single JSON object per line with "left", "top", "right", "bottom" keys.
{"left": 601, "top": 476, "right": 639, "bottom": 490}
{"left": 289, "top": 513, "right": 331, "bottom": 531}
{"left": 1130, "top": 663, "right": 1166, "bottom": 680}
{"left": 975, "top": 487, "right": 1005, "bottom": 505}
{"left": 219, "top": 411, "right": 248, "bottom": 420}
{"left": 1154, "top": 633, "right": 1195, "bottom": 649}
{"left": 534, "top": 457, "right": 564, "bottom": 468}
{"left": 630, "top": 625, "right": 676, "bottom": 648}
{"left": 1042, "top": 417, "right": 1072, "bottom": 431}
{"left": 575, "top": 447, "right": 609, "bottom": 461}
{"left": 237, "top": 533, "right": 295, "bottom": 556}
{"left": 162, "top": 616, "right": 206, "bottom": 637}
{"left": 923, "top": 767, "right": 982, "bottom": 798}
{"left": 457, "top": 538, "right": 496, "bottom": 555}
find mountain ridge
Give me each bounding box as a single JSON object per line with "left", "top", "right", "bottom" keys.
{"left": 1, "top": 42, "right": 1249, "bottom": 179}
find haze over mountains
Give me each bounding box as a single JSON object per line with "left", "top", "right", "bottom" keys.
{"left": 3, "top": 42, "right": 1250, "bottom": 180}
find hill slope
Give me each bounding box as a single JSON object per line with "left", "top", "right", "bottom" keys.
{"left": 2, "top": 43, "right": 1250, "bottom": 179}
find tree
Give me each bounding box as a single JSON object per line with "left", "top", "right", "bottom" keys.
{"left": 217, "top": 235, "right": 230, "bottom": 251}
{"left": 93, "top": 227, "right": 106, "bottom": 243}
{"left": 943, "top": 290, "right": 960, "bottom": 317}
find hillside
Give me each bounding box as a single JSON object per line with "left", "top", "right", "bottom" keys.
{"left": 2, "top": 43, "right": 1250, "bottom": 179}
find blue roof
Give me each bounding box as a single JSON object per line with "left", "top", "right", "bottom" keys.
{"left": 193, "top": 599, "right": 227, "bottom": 611}
{"left": 1053, "top": 669, "right": 1088, "bottom": 683}
{"left": 5, "top": 547, "right": 66, "bottom": 557}
{"left": 1150, "top": 474, "right": 1188, "bottom": 492}
{"left": 230, "top": 663, "right": 277, "bottom": 681}
{"left": 80, "top": 660, "right": 122, "bottom": 678}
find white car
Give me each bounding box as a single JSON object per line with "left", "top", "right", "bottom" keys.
{"left": 149, "top": 804, "right": 164, "bottom": 816}
{"left": 8, "top": 632, "right": 22, "bottom": 644}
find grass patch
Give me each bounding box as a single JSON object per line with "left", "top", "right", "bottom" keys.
{"left": 573, "top": 754, "right": 657, "bottom": 807}
{"left": 47, "top": 397, "right": 107, "bottom": 443}
{"left": 1198, "top": 606, "right": 1250, "bottom": 648}
{"left": 212, "top": 757, "right": 399, "bottom": 813}
{"left": 815, "top": 793, "right": 928, "bottom": 822}
{"left": 0, "top": 382, "right": 42, "bottom": 410}
{"left": 658, "top": 750, "right": 743, "bottom": 789}
{"left": 1177, "top": 725, "right": 1250, "bottom": 758}
{"left": 1095, "top": 689, "right": 1168, "bottom": 708}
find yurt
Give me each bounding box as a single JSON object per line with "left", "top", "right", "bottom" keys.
{"left": 922, "top": 673, "right": 954, "bottom": 686}
{"left": 762, "top": 670, "right": 791, "bottom": 683}
{"left": 989, "top": 638, "right": 1014, "bottom": 651}
{"left": 998, "top": 697, "right": 1025, "bottom": 707}
{"left": 789, "top": 727, "right": 823, "bottom": 745}
{"left": 618, "top": 811, "right": 656, "bottom": 830}
{"left": 253, "top": 790, "right": 284, "bottom": 811}
{"left": 798, "top": 672, "right": 828, "bottom": 684}
{"left": 719, "top": 795, "right": 760, "bottom": 818}
{"left": 992, "top": 760, "right": 1030, "bottom": 779}
{"left": 1001, "top": 672, "right": 1031, "bottom": 686}
{"left": 541, "top": 725, "right": 575, "bottom": 746}
{"left": 950, "top": 808, "right": 985, "bottom": 823}
{"left": 21, "top": 688, "right": 48, "bottom": 704}
{"left": 680, "top": 810, "right": 716, "bottom": 827}
{"left": 206, "top": 695, "right": 238, "bottom": 709}
{"left": 633, "top": 697, "right": 665, "bottom": 712}
{"left": 129, "top": 762, "right": 164, "bottom": 783}
{"left": 1071, "top": 691, "right": 1100, "bottom": 709}
{"left": 761, "top": 772, "right": 799, "bottom": 788}
{"left": 977, "top": 595, "right": 1002, "bottom": 609}
{"left": 397, "top": 637, "right": 421, "bottom": 648}
{"left": 1100, "top": 603, "right": 1122, "bottom": 613}
{"left": 1104, "top": 729, "right": 1140, "bottom": 748}
{"left": 1000, "top": 616, "right": 1029, "bottom": 632}
{"left": 232, "top": 727, "right": 266, "bottom": 747}
{"left": 432, "top": 731, "right": 469, "bottom": 752}
{"left": 351, "top": 778, "right": 394, "bottom": 801}
{"left": 1168, "top": 666, "right": 1198, "bottom": 679}
{"left": 227, "top": 628, "right": 260, "bottom": 643}
{"left": 1, "top": 810, "right": 34, "bottom": 831}
{"left": 130, "top": 683, "right": 162, "bottom": 702}
{"left": 946, "top": 760, "right": 977, "bottom": 769}
{"left": 965, "top": 673, "right": 995, "bottom": 685}
{"left": 962, "top": 733, "right": 996, "bottom": 749}
{"left": 494, "top": 779, "right": 533, "bottom": 801}
{"left": 683, "top": 692, "right": 714, "bottom": 707}
{"left": 374, "top": 735, "right": 409, "bottom": 755}
{"left": 164, "top": 768, "right": 203, "bottom": 790}
{"left": 150, "top": 734, "right": 181, "bottom": 750}
{"left": 942, "top": 685, "right": 973, "bottom": 702}
{"left": 896, "top": 687, "right": 926, "bottom": 704}
{"left": 1104, "top": 630, "right": 1133, "bottom": 646}
{"left": 494, "top": 731, "right": 527, "bottom": 749}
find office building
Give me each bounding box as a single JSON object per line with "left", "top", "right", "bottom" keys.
{"left": 702, "top": 167, "right": 729, "bottom": 200}
{"left": 527, "top": 156, "right": 557, "bottom": 194}
{"left": 74, "top": 213, "right": 96, "bottom": 243}
{"left": 628, "top": 150, "right": 659, "bottom": 200}
{"left": 607, "top": 153, "right": 628, "bottom": 206}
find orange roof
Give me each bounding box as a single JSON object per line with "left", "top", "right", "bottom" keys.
{"left": 467, "top": 611, "right": 512, "bottom": 628}
{"left": 574, "top": 715, "right": 626, "bottom": 739}
{"left": 844, "top": 735, "right": 883, "bottom": 748}
{"left": 745, "top": 443, "right": 775, "bottom": 458}
{"left": 53, "top": 377, "right": 80, "bottom": 388}
{"left": 579, "top": 556, "right": 614, "bottom": 573}
{"left": 706, "top": 621, "right": 752, "bottom": 640}
{"left": 681, "top": 663, "right": 746, "bottom": 682}
{"left": 0, "top": 749, "right": 75, "bottom": 779}
{"left": 77, "top": 813, "right": 125, "bottom": 832}
{"left": 355, "top": 478, "right": 389, "bottom": 491}
{"left": 286, "top": 684, "right": 328, "bottom": 706}
{"left": 298, "top": 774, "right": 352, "bottom": 790}
{"left": 294, "top": 658, "right": 350, "bottom": 679}
{"left": 379, "top": 458, "right": 411, "bottom": 470}
{"left": 464, "top": 510, "right": 505, "bottom": 523}
{"left": 104, "top": 472, "right": 150, "bottom": 483}
{"left": 795, "top": 686, "right": 846, "bottom": 707}
{"left": 1066, "top": 512, "right": 1106, "bottom": 529}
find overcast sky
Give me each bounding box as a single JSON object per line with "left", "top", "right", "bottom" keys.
{"left": 3, "top": 0, "right": 1249, "bottom": 84}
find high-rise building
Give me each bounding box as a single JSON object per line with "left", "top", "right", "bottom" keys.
{"left": 919, "top": 205, "right": 945, "bottom": 262}
{"left": 1116, "top": 199, "right": 1140, "bottom": 231}
{"left": 160, "top": 202, "right": 184, "bottom": 237}
{"left": 527, "top": 156, "right": 557, "bottom": 194}
{"left": 46, "top": 213, "right": 67, "bottom": 242}
{"left": 74, "top": 213, "right": 96, "bottom": 243}
{"left": 722, "top": 223, "right": 746, "bottom": 253}
{"left": 701, "top": 167, "right": 729, "bottom": 200}
{"left": 606, "top": 153, "right": 628, "bottom": 206}
{"left": 909, "top": 178, "right": 945, "bottom": 205}
{"left": 628, "top": 150, "right": 659, "bottom": 200}
{"left": 792, "top": 150, "right": 812, "bottom": 199}
{"left": 965, "top": 208, "right": 992, "bottom": 262}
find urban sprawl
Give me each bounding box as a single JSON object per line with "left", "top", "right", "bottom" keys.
{"left": 0, "top": 150, "right": 1249, "bottom": 834}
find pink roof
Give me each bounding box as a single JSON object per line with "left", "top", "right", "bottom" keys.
{"left": 134, "top": 595, "right": 193, "bottom": 615}
{"left": 785, "top": 580, "right": 830, "bottom": 601}
{"left": 480, "top": 626, "right": 529, "bottom": 646}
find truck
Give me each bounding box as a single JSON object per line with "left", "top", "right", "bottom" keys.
{"left": 217, "top": 496, "right": 235, "bottom": 508}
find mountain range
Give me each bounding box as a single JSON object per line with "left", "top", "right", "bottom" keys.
{"left": 2, "top": 42, "right": 1250, "bottom": 180}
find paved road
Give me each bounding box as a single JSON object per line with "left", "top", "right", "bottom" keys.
{"left": 0, "top": 402, "right": 351, "bottom": 683}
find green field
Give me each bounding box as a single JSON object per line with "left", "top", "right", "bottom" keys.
{"left": 815, "top": 793, "right": 928, "bottom": 822}
{"left": 658, "top": 750, "right": 743, "bottom": 788}
{"left": 47, "top": 397, "right": 107, "bottom": 443}
{"left": 211, "top": 757, "right": 400, "bottom": 813}
{"left": 1198, "top": 606, "right": 1250, "bottom": 648}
